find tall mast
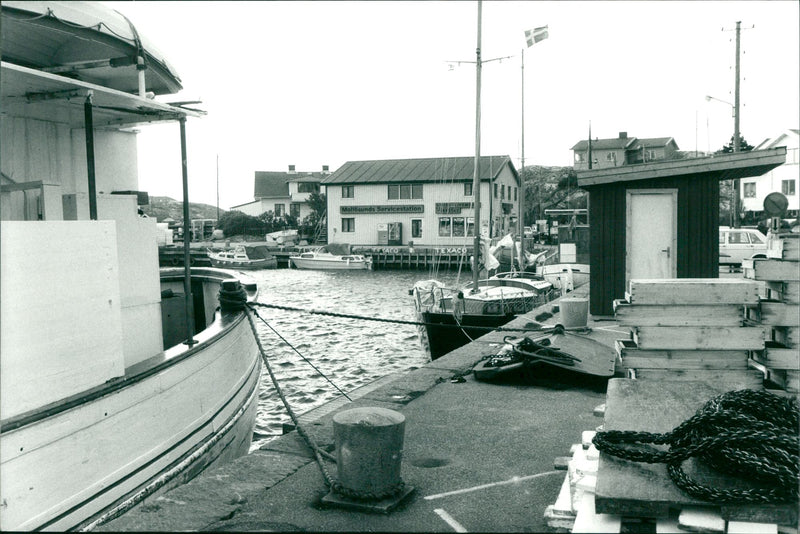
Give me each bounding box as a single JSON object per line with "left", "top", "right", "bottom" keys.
{"left": 519, "top": 48, "right": 525, "bottom": 270}
{"left": 471, "top": 0, "right": 482, "bottom": 291}
{"left": 732, "top": 20, "right": 741, "bottom": 227}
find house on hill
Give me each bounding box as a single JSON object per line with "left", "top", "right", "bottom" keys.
{"left": 572, "top": 132, "right": 680, "bottom": 170}
{"left": 321, "top": 156, "right": 520, "bottom": 247}
{"left": 231, "top": 165, "right": 326, "bottom": 220}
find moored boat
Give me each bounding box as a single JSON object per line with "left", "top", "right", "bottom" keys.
{"left": 1, "top": 2, "right": 264, "bottom": 530}
{"left": 289, "top": 243, "right": 373, "bottom": 270}
{"left": 207, "top": 245, "right": 278, "bottom": 270}
{"left": 412, "top": 272, "right": 555, "bottom": 360}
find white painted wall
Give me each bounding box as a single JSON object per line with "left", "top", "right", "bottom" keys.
{"left": 1, "top": 221, "right": 126, "bottom": 420}
{"left": 743, "top": 133, "right": 799, "bottom": 213}
{"left": 97, "top": 194, "right": 164, "bottom": 368}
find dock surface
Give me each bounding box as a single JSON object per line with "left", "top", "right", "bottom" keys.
{"left": 96, "top": 283, "right": 775, "bottom": 532}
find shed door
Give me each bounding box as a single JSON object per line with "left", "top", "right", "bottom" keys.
{"left": 626, "top": 189, "right": 677, "bottom": 288}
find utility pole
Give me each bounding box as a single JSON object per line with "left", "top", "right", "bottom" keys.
{"left": 732, "top": 21, "right": 742, "bottom": 227}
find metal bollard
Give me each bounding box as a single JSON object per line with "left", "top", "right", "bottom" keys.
{"left": 323, "top": 407, "right": 414, "bottom": 512}
{"left": 334, "top": 407, "right": 404, "bottom": 495}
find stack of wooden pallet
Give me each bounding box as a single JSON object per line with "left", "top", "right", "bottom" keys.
{"left": 743, "top": 232, "right": 800, "bottom": 394}
{"left": 613, "top": 278, "right": 765, "bottom": 388}
{"left": 572, "top": 379, "right": 799, "bottom": 534}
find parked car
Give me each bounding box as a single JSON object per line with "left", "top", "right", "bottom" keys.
{"left": 719, "top": 227, "right": 768, "bottom": 264}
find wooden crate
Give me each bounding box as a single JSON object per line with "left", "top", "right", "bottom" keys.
{"left": 626, "top": 279, "right": 761, "bottom": 306}
{"left": 766, "top": 233, "right": 800, "bottom": 261}
{"left": 613, "top": 300, "right": 743, "bottom": 327}
{"left": 615, "top": 340, "right": 749, "bottom": 371}
{"left": 632, "top": 326, "right": 765, "bottom": 351}
{"left": 743, "top": 258, "right": 800, "bottom": 282}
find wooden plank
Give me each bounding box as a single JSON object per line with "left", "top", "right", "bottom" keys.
{"left": 572, "top": 492, "right": 622, "bottom": 534}
{"left": 726, "top": 521, "right": 778, "bottom": 534}
{"left": 614, "top": 303, "right": 743, "bottom": 327}
{"left": 616, "top": 341, "right": 749, "bottom": 361}
{"left": 743, "top": 259, "right": 800, "bottom": 282}
{"left": 622, "top": 355, "right": 748, "bottom": 370}
{"left": 596, "top": 379, "right": 792, "bottom": 522}
{"left": 751, "top": 347, "right": 800, "bottom": 370}
{"left": 633, "top": 326, "right": 765, "bottom": 350}
{"left": 630, "top": 369, "right": 764, "bottom": 388}
{"left": 627, "top": 279, "right": 761, "bottom": 305}
{"left": 753, "top": 301, "right": 800, "bottom": 326}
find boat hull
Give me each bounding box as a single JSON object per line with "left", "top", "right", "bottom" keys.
{"left": 0, "top": 272, "right": 262, "bottom": 532}
{"left": 539, "top": 263, "right": 590, "bottom": 290}
{"left": 208, "top": 257, "right": 277, "bottom": 270}
{"left": 289, "top": 257, "right": 371, "bottom": 270}
{"left": 420, "top": 310, "right": 517, "bottom": 360}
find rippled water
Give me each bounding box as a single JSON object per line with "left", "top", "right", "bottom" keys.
{"left": 245, "top": 267, "right": 466, "bottom": 450}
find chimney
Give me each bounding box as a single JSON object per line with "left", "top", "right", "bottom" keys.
{"left": 322, "top": 165, "right": 330, "bottom": 174}
{"left": 619, "top": 132, "right": 628, "bottom": 139}
{"left": 288, "top": 165, "right": 296, "bottom": 174}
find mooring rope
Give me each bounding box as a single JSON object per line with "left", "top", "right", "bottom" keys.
{"left": 248, "top": 301, "right": 543, "bottom": 334}
{"left": 593, "top": 389, "right": 799, "bottom": 504}
{"left": 222, "top": 283, "right": 408, "bottom": 502}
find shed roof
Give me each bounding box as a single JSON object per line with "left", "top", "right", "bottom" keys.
{"left": 321, "top": 155, "right": 517, "bottom": 185}
{"left": 577, "top": 147, "right": 787, "bottom": 187}
{"left": 635, "top": 137, "right": 678, "bottom": 149}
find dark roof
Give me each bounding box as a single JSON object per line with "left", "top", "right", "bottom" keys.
{"left": 577, "top": 147, "right": 786, "bottom": 187}
{"left": 321, "top": 156, "right": 517, "bottom": 185}
{"left": 571, "top": 137, "right": 637, "bottom": 151}
{"left": 253, "top": 172, "right": 290, "bottom": 198}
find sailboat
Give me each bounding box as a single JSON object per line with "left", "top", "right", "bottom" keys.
{"left": 412, "top": 2, "right": 556, "bottom": 360}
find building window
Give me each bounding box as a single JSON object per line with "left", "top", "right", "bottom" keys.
{"left": 412, "top": 219, "right": 422, "bottom": 238}
{"left": 342, "top": 185, "right": 354, "bottom": 198}
{"left": 514, "top": 187, "right": 517, "bottom": 202}
{"left": 501, "top": 185, "right": 505, "bottom": 200}
{"left": 275, "top": 203, "right": 285, "bottom": 216}
{"left": 438, "top": 217, "right": 452, "bottom": 237}
{"left": 464, "top": 182, "right": 473, "bottom": 196}
{"left": 290, "top": 203, "right": 300, "bottom": 218}
{"left": 298, "top": 182, "right": 318, "bottom": 193}
{"left": 342, "top": 218, "right": 355, "bottom": 232}
{"left": 606, "top": 152, "right": 615, "bottom": 161}
{"left": 646, "top": 150, "right": 657, "bottom": 161}
{"left": 453, "top": 217, "right": 466, "bottom": 237}
{"left": 388, "top": 184, "right": 423, "bottom": 200}
{"left": 743, "top": 182, "right": 756, "bottom": 198}
{"left": 466, "top": 217, "right": 475, "bottom": 237}
{"left": 494, "top": 184, "right": 498, "bottom": 198}
{"left": 783, "top": 180, "right": 796, "bottom": 196}
{"left": 575, "top": 152, "right": 584, "bottom": 163}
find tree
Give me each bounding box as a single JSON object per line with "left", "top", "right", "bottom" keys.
{"left": 717, "top": 134, "right": 755, "bottom": 154}
{"left": 298, "top": 192, "right": 327, "bottom": 237}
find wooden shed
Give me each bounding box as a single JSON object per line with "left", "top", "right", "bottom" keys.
{"left": 577, "top": 148, "right": 787, "bottom": 316}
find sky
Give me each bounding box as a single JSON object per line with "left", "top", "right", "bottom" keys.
{"left": 106, "top": 1, "right": 800, "bottom": 210}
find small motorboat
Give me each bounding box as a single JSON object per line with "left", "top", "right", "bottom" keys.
{"left": 289, "top": 243, "right": 372, "bottom": 270}
{"left": 207, "top": 245, "right": 277, "bottom": 270}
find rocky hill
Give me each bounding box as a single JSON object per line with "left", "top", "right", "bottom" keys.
{"left": 142, "top": 196, "right": 225, "bottom": 223}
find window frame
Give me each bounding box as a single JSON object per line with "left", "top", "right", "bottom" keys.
{"left": 341, "top": 217, "right": 355, "bottom": 232}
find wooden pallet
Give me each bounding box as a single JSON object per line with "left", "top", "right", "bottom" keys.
{"left": 743, "top": 235, "right": 799, "bottom": 395}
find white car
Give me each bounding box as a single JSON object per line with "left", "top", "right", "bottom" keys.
{"left": 719, "top": 227, "right": 768, "bottom": 264}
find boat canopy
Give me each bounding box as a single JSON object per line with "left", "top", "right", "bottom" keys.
{"left": 322, "top": 243, "right": 352, "bottom": 255}
{"left": 244, "top": 246, "right": 275, "bottom": 260}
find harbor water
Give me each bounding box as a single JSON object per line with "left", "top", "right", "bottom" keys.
{"left": 246, "top": 267, "right": 467, "bottom": 450}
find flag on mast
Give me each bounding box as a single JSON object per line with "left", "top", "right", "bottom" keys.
{"left": 525, "top": 26, "right": 548, "bottom": 47}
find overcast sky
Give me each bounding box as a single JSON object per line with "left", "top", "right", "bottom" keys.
{"left": 106, "top": 1, "right": 800, "bottom": 210}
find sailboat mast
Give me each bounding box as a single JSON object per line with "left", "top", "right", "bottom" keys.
{"left": 471, "top": 0, "right": 482, "bottom": 291}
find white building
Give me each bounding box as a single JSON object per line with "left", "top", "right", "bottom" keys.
{"left": 321, "top": 156, "right": 521, "bottom": 247}
{"left": 742, "top": 129, "right": 799, "bottom": 217}
{"left": 231, "top": 165, "right": 326, "bottom": 220}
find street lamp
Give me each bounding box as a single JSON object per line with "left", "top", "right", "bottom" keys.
{"left": 706, "top": 94, "right": 741, "bottom": 227}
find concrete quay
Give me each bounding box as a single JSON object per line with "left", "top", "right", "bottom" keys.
{"left": 99, "top": 285, "right": 628, "bottom": 532}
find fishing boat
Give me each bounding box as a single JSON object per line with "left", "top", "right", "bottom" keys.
{"left": 207, "top": 245, "right": 278, "bottom": 270}
{"left": 411, "top": 4, "right": 558, "bottom": 360}
{"left": 289, "top": 243, "right": 373, "bottom": 270}
{"left": 412, "top": 273, "right": 555, "bottom": 360}
{"left": 1, "top": 2, "right": 263, "bottom": 530}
